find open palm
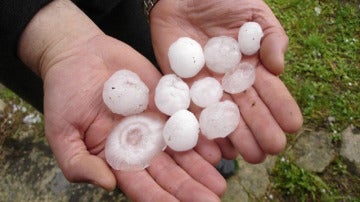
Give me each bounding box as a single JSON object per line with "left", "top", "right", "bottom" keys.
{"left": 42, "top": 35, "right": 225, "bottom": 201}
{"left": 150, "top": 0, "right": 303, "bottom": 163}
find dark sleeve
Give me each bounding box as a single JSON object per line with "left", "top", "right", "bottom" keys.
{"left": 0, "top": 0, "right": 124, "bottom": 59}
{"left": 0, "top": 0, "right": 53, "bottom": 58}
{"left": 75, "top": 0, "right": 124, "bottom": 22}
{"left": 0, "top": 0, "right": 54, "bottom": 112}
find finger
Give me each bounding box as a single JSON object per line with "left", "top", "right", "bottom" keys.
{"left": 194, "top": 135, "right": 222, "bottom": 165}
{"left": 147, "top": 152, "right": 221, "bottom": 201}
{"left": 228, "top": 116, "right": 266, "bottom": 163}
{"left": 251, "top": 0, "right": 289, "bottom": 75}
{"left": 260, "top": 29, "right": 289, "bottom": 75}
{"left": 45, "top": 124, "right": 116, "bottom": 190}
{"left": 214, "top": 138, "right": 239, "bottom": 160}
{"left": 212, "top": 78, "right": 266, "bottom": 163}
{"left": 231, "top": 75, "right": 287, "bottom": 154}
{"left": 183, "top": 72, "right": 225, "bottom": 166}
{"left": 115, "top": 170, "right": 178, "bottom": 202}
{"left": 64, "top": 154, "right": 117, "bottom": 190}
{"left": 84, "top": 108, "right": 118, "bottom": 155}
{"left": 167, "top": 150, "right": 227, "bottom": 196}
{"left": 254, "top": 66, "right": 303, "bottom": 133}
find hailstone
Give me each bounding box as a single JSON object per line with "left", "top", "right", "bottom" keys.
{"left": 238, "top": 22, "right": 264, "bottom": 55}
{"left": 168, "top": 37, "right": 205, "bottom": 78}
{"left": 190, "top": 77, "right": 223, "bottom": 108}
{"left": 154, "top": 74, "right": 190, "bottom": 116}
{"left": 199, "top": 100, "right": 240, "bottom": 139}
{"left": 222, "top": 62, "right": 256, "bottom": 94}
{"left": 204, "top": 36, "right": 241, "bottom": 74}
{"left": 163, "top": 109, "right": 199, "bottom": 152}
{"left": 105, "top": 112, "right": 166, "bottom": 171}
{"left": 103, "top": 70, "right": 149, "bottom": 116}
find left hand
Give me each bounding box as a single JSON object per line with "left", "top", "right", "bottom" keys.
{"left": 150, "top": 0, "right": 303, "bottom": 164}
{"left": 18, "top": 1, "right": 226, "bottom": 200}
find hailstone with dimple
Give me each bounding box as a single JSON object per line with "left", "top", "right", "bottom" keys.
{"left": 238, "top": 22, "right": 264, "bottom": 55}
{"left": 163, "top": 109, "right": 199, "bottom": 152}
{"left": 105, "top": 112, "right": 166, "bottom": 171}
{"left": 199, "top": 100, "right": 240, "bottom": 139}
{"left": 103, "top": 70, "right": 149, "bottom": 116}
{"left": 204, "top": 36, "right": 241, "bottom": 74}
{"left": 190, "top": 77, "right": 223, "bottom": 108}
{"left": 155, "top": 74, "right": 190, "bottom": 116}
{"left": 168, "top": 37, "right": 205, "bottom": 78}
{"left": 222, "top": 62, "right": 256, "bottom": 94}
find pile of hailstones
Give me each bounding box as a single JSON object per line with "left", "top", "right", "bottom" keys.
{"left": 104, "top": 22, "right": 263, "bottom": 171}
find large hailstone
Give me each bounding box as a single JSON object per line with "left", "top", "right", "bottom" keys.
{"left": 199, "top": 100, "right": 240, "bottom": 139}
{"left": 155, "top": 74, "right": 191, "bottom": 116}
{"left": 103, "top": 70, "right": 149, "bottom": 116}
{"left": 105, "top": 113, "right": 166, "bottom": 171}
{"left": 163, "top": 109, "right": 199, "bottom": 152}
{"left": 204, "top": 36, "right": 241, "bottom": 74}
{"left": 190, "top": 77, "right": 223, "bottom": 108}
{"left": 238, "top": 22, "right": 264, "bottom": 55}
{"left": 168, "top": 37, "right": 205, "bottom": 78}
{"left": 222, "top": 62, "right": 256, "bottom": 94}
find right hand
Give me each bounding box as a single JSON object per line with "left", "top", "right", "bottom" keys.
{"left": 150, "top": 0, "right": 303, "bottom": 164}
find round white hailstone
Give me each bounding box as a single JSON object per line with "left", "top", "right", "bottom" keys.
{"left": 168, "top": 37, "right": 205, "bottom": 78}
{"left": 199, "top": 100, "right": 240, "bottom": 139}
{"left": 105, "top": 113, "right": 166, "bottom": 171}
{"left": 155, "top": 74, "right": 191, "bottom": 116}
{"left": 190, "top": 77, "right": 223, "bottom": 108}
{"left": 222, "top": 62, "right": 256, "bottom": 94}
{"left": 163, "top": 109, "right": 199, "bottom": 152}
{"left": 103, "top": 70, "right": 149, "bottom": 116}
{"left": 238, "top": 22, "right": 264, "bottom": 55}
{"left": 204, "top": 36, "right": 241, "bottom": 74}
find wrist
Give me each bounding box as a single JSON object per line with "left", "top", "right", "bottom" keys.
{"left": 18, "top": 0, "right": 103, "bottom": 79}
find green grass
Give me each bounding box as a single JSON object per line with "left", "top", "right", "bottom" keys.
{"left": 271, "top": 156, "right": 334, "bottom": 201}
{"left": 266, "top": 0, "right": 360, "bottom": 134}
{"left": 0, "top": 84, "right": 44, "bottom": 146}
{"left": 265, "top": 0, "right": 360, "bottom": 200}
{"left": 0, "top": 84, "right": 18, "bottom": 101}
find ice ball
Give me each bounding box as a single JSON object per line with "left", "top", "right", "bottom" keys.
{"left": 199, "top": 100, "right": 240, "bottom": 139}
{"left": 222, "top": 62, "right": 256, "bottom": 94}
{"left": 238, "top": 22, "right": 264, "bottom": 55}
{"left": 204, "top": 36, "right": 241, "bottom": 74}
{"left": 155, "top": 74, "right": 190, "bottom": 116}
{"left": 168, "top": 37, "right": 205, "bottom": 78}
{"left": 190, "top": 77, "right": 223, "bottom": 108}
{"left": 105, "top": 112, "right": 166, "bottom": 171}
{"left": 163, "top": 109, "right": 199, "bottom": 152}
{"left": 103, "top": 70, "right": 149, "bottom": 116}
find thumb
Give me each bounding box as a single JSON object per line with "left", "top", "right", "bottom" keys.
{"left": 46, "top": 124, "right": 116, "bottom": 190}
{"left": 62, "top": 154, "right": 117, "bottom": 191}
{"left": 260, "top": 30, "right": 289, "bottom": 75}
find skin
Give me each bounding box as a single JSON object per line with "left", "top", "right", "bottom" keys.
{"left": 150, "top": 0, "right": 303, "bottom": 163}
{"left": 16, "top": 0, "right": 302, "bottom": 201}
{"left": 18, "top": 1, "right": 224, "bottom": 201}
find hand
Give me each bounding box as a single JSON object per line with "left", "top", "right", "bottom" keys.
{"left": 42, "top": 34, "right": 225, "bottom": 201}
{"left": 18, "top": 1, "right": 225, "bottom": 201}
{"left": 150, "top": 0, "right": 303, "bottom": 163}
